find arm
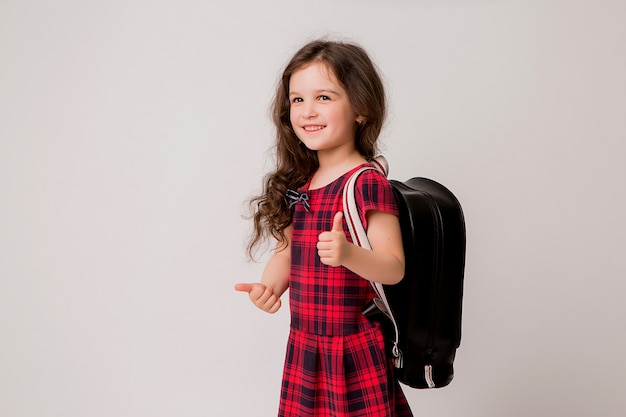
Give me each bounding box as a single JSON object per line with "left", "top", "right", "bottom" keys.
{"left": 235, "top": 226, "right": 291, "bottom": 313}
{"left": 260, "top": 228, "right": 292, "bottom": 296}
{"left": 317, "top": 211, "right": 405, "bottom": 285}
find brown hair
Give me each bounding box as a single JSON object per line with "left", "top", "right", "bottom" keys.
{"left": 247, "top": 39, "right": 387, "bottom": 258}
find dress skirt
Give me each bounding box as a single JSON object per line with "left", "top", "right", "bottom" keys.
{"left": 279, "top": 324, "right": 413, "bottom": 417}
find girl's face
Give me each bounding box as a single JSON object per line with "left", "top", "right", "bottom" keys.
{"left": 289, "top": 62, "right": 360, "bottom": 157}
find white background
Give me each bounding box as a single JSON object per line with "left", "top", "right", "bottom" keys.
{"left": 1, "top": 0, "right": 625, "bottom": 416}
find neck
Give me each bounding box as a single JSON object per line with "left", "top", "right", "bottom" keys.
{"left": 317, "top": 148, "right": 365, "bottom": 171}
{"left": 309, "top": 149, "right": 367, "bottom": 189}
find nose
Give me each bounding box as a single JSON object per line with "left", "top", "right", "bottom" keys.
{"left": 301, "top": 101, "right": 317, "bottom": 118}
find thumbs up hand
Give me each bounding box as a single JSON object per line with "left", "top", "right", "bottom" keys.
{"left": 234, "top": 283, "right": 282, "bottom": 314}
{"left": 317, "top": 212, "right": 348, "bottom": 267}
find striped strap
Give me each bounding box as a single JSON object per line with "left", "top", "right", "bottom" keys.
{"left": 342, "top": 157, "right": 403, "bottom": 369}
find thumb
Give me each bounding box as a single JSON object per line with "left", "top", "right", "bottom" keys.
{"left": 234, "top": 283, "right": 259, "bottom": 293}
{"left": 331, "top": 211, "right": 344, "bottom": 232}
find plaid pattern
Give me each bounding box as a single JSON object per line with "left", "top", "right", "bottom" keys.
{"left": 279, "top": 164, "right": 412, "bottom": 416}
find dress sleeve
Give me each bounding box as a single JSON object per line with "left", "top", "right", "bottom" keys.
{"left": 354, "top": 168, "right": 399, "bottom": 230}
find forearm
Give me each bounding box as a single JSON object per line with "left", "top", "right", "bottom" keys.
{"left": 341, "top": 244, "right": 405, "bottom": 285}
{"left": 261, "top": 250, "right": 290, "bottom": 297}
{"left": 235, "top": 228, "right": 291, "bottom": 314}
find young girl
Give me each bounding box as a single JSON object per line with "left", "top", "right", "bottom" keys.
{"left": 235, "top": 39, "right": 413, "bottom": 417}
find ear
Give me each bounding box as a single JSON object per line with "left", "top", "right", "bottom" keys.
{"left": 356, "top": 116, "right": 365, "bottom": 125}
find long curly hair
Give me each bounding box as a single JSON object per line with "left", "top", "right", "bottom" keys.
{"left": 247, "top": 39, "right": 387, "bottom": 258}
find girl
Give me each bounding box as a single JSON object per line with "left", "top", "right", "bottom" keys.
{"left": 235, "top": 39, "right": 413, "bottom": 417}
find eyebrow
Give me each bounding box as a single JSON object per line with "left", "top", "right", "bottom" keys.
{"left": 289, "top": 89, "right": 341, "bottom": 97}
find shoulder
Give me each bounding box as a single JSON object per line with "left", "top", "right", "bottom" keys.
{"left": 354, "top": 165, "right": 389, "bottom": 186}
{"left": 352, "top": 165, "right": 398, "bottom": 216}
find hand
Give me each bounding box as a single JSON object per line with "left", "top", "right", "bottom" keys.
{"left": 234, "top": 283, "right": 282, "bottom": 314}
{"left": 317, "top": 211, "right": 348, "bottom": 267}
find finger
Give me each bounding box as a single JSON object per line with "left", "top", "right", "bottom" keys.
{"left": 255, "top": 286, "right": 274, "bottom": 306}
{"left": 234, "top": 283, "right": 257, "bottom": 293}
{"left": 331, "top": 211, "right": 344, "bottom": 232}
{"left": 318, "top": 231, "right": 331, "bottom": 242}
{"left": 261, "top": 292, "right": 279, "bottom": 311}
{"left": 317, "top": 246, "right": 331, "bottom": 259}
{"left": 267, "top": 298, "right": 282, "bottom": 314}
{"left": 318, "top": 254, "right": 337, "bottom": 267}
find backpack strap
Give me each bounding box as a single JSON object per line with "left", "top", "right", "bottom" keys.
{"left": 342, "top": 157, "right": 404, "bottom": 369}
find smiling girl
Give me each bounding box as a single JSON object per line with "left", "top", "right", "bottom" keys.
{"left": 236, "top": 39, "right": 413, "bottom": 417}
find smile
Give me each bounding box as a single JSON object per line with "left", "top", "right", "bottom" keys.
{"left": 303, "top": 125, "right": 325, "bottom": 132}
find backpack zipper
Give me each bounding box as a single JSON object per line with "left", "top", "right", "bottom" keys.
{"left": 424, "top": 191, "right": 444, "bottom": 386}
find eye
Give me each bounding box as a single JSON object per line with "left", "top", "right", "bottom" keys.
{"left": 319, "top": 95, "right": 330, "bottom": 101}
{"left": 291, "top": 97, "right": 303, "bottom": 103}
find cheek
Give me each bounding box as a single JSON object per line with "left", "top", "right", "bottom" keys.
{"left": 336, "top": 110, "right": 356, "bottom": 130}
{"left": 289, "top": 107, "right": 298, "bottom": 127}
{"left": 288, "top": 110, "right": 304, "bottom": 139}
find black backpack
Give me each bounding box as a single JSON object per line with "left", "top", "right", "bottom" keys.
{"left": 343, "top": 157, "right": 466, "bottom": 389}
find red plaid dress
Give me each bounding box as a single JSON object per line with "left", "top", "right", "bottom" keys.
{"left": 279, "top": 163, "right": 413, "bottom": 417}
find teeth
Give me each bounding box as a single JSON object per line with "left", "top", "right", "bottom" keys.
{"left": 304, "top": 125, "right": 324, "bottom": 131}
